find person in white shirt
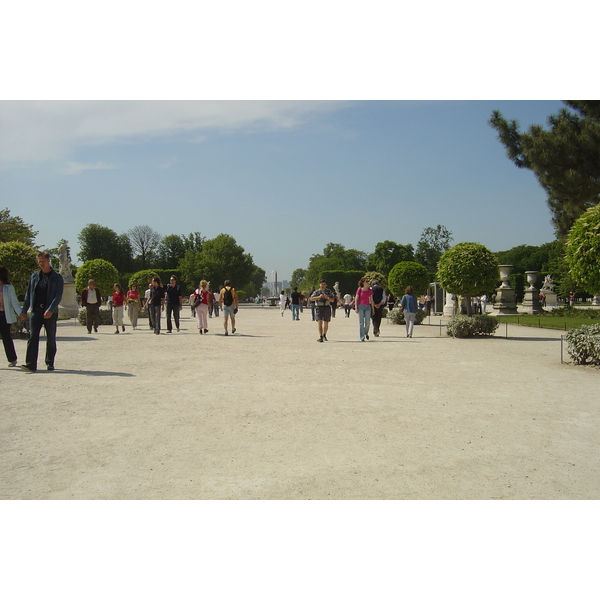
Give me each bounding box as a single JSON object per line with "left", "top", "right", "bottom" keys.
{"left": 81, "top": 279, "right": 102, "bottom": 334}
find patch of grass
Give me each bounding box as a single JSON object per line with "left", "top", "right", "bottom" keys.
{"left": 496, "top": 314, "right": 597, "bottom": 331}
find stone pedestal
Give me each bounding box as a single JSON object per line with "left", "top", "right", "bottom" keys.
{"left": 542, "top": 291, "right": 558, "bottom": 309}
{"left": 593, "top": 295, "right": 600, "bottom": 306}
{"left": 443, "top": 290, "right": 456, "bottom": 316}
{"left": 519, "top": 271, "right": 544, "bottom": 314}
{"left": 490, "top": 265, "right": 518, "bottom": 316}
{"left": 59, "top": 281, "right": 80, "bottom": 318}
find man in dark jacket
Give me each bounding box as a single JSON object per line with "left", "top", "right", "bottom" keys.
{"left": 19, "top": 252, "right": 64, "bottom": 372}
{"left": 371, "top": 280, "right": 386, "bottom": 338}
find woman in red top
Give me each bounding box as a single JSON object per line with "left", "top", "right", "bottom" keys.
{"left": 112, "top": 283, "right": 126, "bottom": 334}
{"left": 354, "top": 277, "right": 375, "bottom": 342}
{"left": 192, "top": 279, "right": 212, "bottom": 334}
{"left": 126, "top": 283, "right": 141, "bottom": 330}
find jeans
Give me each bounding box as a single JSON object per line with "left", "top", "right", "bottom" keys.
{"left": 149, "top": 305, "right": 162, "bottom": 333}
{"left": 166, "top": 304, "right": 180, "bottom": 331}
{"left": 358, "top": 304, "right": 371, "bottom": 340}
{"left": 291, "top": 304, "right": 300, "bottom": 320}
{"left": 26, "top": 310, "right": 58, "bottom": 370}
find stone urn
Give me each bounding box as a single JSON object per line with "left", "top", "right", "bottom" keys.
{"left": 490, "top": 265, "right": 518, "bottom": 316}
{"left": 519, "top": 271, "right": 544, "bottom": 314}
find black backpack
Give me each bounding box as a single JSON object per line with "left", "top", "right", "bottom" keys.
{"left": 223, "top": 287, "right": 234, "bottom": 306}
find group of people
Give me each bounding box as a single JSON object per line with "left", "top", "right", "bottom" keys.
{"left": 190, "top": 280, "right": 239, "bottom": 335}
{"left": 1, "top": 255, "right": 422, "bottom": 372}
{"left": 305, "top": 278, "right": 418, "bottom": 342}
{"left": 81, "top": 275, "right": 241, "bottom": 337}
{"left": 0, "top": 254, "right": 246, "bottom": 373}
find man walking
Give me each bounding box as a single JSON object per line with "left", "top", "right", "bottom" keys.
{"left": 309, "top": 279, "right": 334, "bottom": 342}
{"left": 19, "top": 252, "right": 64, "bottom": 372}
{"left": 81, "top": 279, "right": 102, "bottom": 333}
{"left": 165, "top": 275, "right": 183, "bottom": 332}
{"left": 290, "top": 287, "right": 301, "bottom": 320}
{"left": 219, "top": 280, "right": 239, "bottom": 335}
{"left": 370, "top": 279, "right": 386, "bottom": 337}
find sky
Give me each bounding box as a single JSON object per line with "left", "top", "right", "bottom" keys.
{"left": 0, "top": 99, "right": 567, "bottom": 281}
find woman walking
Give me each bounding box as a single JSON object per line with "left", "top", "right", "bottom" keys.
{"left": 126, "top": 283, "right": 141, "bottom": 329}
{"left": 148, "top": 277, "right": 165, "bottom": 335}
{"left": 112, "top": 283, "right": 126, "bottom": 333}
{"left": 0, "top": 265, "right": 23, "bottom": 367}
{"left": 354, "top": 277, "right": 375, "bottom": 341}
{"left": 400, "top": 286, "right": 418, "bottom": 338}
{"left": 193, "top": 280, "right": 210, "bottom": 334}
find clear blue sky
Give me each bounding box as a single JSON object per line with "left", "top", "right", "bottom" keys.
{"left": 0, "top": 100, "right": 566, "bottom": 281}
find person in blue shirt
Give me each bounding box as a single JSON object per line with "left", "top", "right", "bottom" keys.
{"left": 400, "top": 286, "right": 418, "bottom": 338}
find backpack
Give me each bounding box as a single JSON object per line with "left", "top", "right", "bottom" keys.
{"left": 192, "top": 291, "right": 204, "bottom": 308}
{"left": 223, "top": 287, "right": 234, "bottom": 306}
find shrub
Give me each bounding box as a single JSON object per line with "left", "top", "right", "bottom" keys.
{"left": 75, "top": 259, "right": 120, "bottom": 297}
{"left": 388, "top": 262, "right": 430, "bottom": 297}
{"left": 128, "top": 269, "right": 159, "bottom": 293}
{"left": 77, "top": 307, "right": 115, "bottom": 326}
{"left": 446, "top": 315, "right": 499, "bottom": 338}
{"left": 0, "top": 241, "right": 40, "bottom": 298}
{"left": 565, "top": 324, "right": 600, "bottom": 366}
{"left": 388, "top": 308, "right": 426, "bottom": 325}
{"left": 566, "top": 204, "right": 600, "bottom": 295}
{"left": 363, "top": 271, "right": 388, "bottom": 290}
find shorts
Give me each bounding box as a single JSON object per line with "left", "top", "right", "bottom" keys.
{"left": 315, "top": 305, "right": 331, "bottom": 322}
{"left": 223, "top": 304, "right": 237, "bottom": 318}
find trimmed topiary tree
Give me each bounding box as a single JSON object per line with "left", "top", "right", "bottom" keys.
{"left": 364, "top": 271, "right": 387, "bottom": 290}
{"left": 387, "top": 261, "right": 430, "bottom": 298}
{"left": 75, "top": 259, "right": 120, "bottom": 298}
{"left": 566, "top": 204, "right": 600, "bottom": 295}
{"left": 437, "top": 242, "right": 499, "bottom": 316}
{"left": 128, "top": 269, "right": 159, "bottom": 294}
{"left": 0, "top": 241, "right": 39, "bottom": 298}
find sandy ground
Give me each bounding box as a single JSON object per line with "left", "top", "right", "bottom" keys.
{"left": 1, "top": 305, "right": 598, "bottom": 500}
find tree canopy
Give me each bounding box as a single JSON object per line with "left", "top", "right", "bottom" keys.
{"left": 179, "top": 234, "right": 259, "bottom": 293}
{"left": 0, "top": 208, "right": 38, "bottom": 246}
{"left": 0, "top": 241, "right": 40, "bottom": 297}
{"left": 367, "top": 241, "right": 414, "bottom": 275}
{"left": 127, "top": 225, "right": 162, "bottom": 269}
{"left": 490, "top": 101, "right": 600, "bottom": 237}
{"left": 305, "top": 243, "right": 368, "bottom": 287}
{"left": 74, "top": 259, "right": 120, "bottom": 296}
{"left": 77, "top": 224, "right": 133, "bottom": 273}
{"left": 387, "top": 261, "right": 430, "bottom": 297}
{"left": 566, "top": 204, "right": 600, "bottom": 294}
{"left": 437, "top": 242, "right": 499, "bottom": 315}
{"left": 415, "top": 225, "right": 453, "bottom": 271}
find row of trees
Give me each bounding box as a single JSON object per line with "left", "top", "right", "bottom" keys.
{"left": 291, "top": 225, "right": 454, "bottom": 289}
{"left": 76, "top": 224, "right": 266, "bottom": 296}
{"left": 77, "top": 223, "right": 205, "bottom": 273}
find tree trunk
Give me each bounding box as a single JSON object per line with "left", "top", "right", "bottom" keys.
{"left": 465, "top": 295, "right": 472, "bottom": 316}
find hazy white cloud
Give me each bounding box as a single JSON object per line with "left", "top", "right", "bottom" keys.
{"left": 0, "top": 101, "right": 349, "bottom": 166}
{"left": 158, "top": 157, "right": 178, "bottom": 170}
{"left": 64, "top": 161, "right": 119, "bottom": 175}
